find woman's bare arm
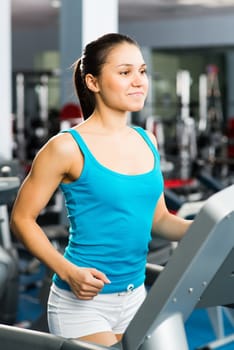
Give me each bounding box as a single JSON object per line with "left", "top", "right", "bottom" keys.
{"left": 10, "top": 134, "right": 109, "bottom": 299}
{"left": 152, "top": 194, "right": 193, "bottom": 241}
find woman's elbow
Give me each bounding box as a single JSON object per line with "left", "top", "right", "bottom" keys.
{"left": 10, "top": 211, "right": 20, "bottom": 238}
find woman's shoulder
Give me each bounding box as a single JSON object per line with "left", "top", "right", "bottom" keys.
{"left": 145, "top": 129, "right": 157, "bottom": 147}
{"left": 37, "top": 131, "right": 81, "bottom": 164}
{"left": 133, "top": 126, "right": 158, "bottom": 148}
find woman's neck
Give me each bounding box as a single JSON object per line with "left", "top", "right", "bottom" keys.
{"left": 87, "top": 110, "right": 130, "bottom": 135}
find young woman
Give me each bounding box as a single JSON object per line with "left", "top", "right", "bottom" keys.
{"left": 10, "top": 33, "right": 192, "bottom": 347}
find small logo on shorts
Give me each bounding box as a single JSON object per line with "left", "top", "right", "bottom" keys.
{"left": 127, "top": 284, "right": 134, "bottom": 292}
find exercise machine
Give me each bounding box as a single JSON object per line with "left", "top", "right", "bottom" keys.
{"left": 0, "top": 174, "right": 20, "bottom": 324}
{"left": 13, "top": 70, "right": 60, "bottom": 162}
{"left": 176, "top": 70, "right": 197, "bottom": 180}
{"left": 122, "top": 184, "right": 234, "bottom": 350}
{"left": 198, "top": 64, "right": 228, "bottom": 180}
{"left": 0, "top": 184, "right": 234, "bottom": 349}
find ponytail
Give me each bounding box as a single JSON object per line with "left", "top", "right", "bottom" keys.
{"left": 73, "top": 58, "right": 95, "bottom": 120}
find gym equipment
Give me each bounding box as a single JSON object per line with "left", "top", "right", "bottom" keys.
{"left": 0, "top": 324, "right": 112, "bottom": 350}
{"left": 123, "top": 184, "right": 234, "bottom": 350}
{"left": 198, "top": 64, "right": 228, "bottom": 180}
{"left": 1, "top": 184, "right": 234, "bottom": 349}
{"left": 176, "top": 70, "right": 197, "bottom": 180}
{"left": 175, "top": 188, "right": 234, "bottom": 350}
{"left": 145, "top": 116, "right": 174, "bottom": 176}
{"left": 153, "top": 173, "right": 232, "bottom": 348}
{"left": 13, "top": 70, "right": 60, "bottom": 162}
{"left": 198, "top": 307, "right": 234, "bottom": 349}
{"left": 198, "top": 64, "right": 223, "bottom": 134}
{"left": 0, "top": 175, "right": 20, "bottom": 324}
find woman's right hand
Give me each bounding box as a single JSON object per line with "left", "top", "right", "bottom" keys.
{"left": 65, "top": 264, "right": 111, "bottom": 300}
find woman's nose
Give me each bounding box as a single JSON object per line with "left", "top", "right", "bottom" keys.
{"left": 132, "top": 73, "right": 143, "bottom": 86}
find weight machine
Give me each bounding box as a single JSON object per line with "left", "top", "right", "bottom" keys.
{"left": 198, "top": 64, "right": 228, "bottom": 180}
{"left": 0, "top": 174, "right": 20, "bottom": 324}
{"left": 13, "top": 70, "right": 60, "bottom": 162}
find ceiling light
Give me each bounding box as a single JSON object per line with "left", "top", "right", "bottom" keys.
{"left": 51, "top": 0, "right": 61, "bottom": 8}
{"left": 177, "top": 0, "right": 234, "bottom": 6}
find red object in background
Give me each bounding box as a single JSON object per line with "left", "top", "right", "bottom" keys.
{"left": 226, "top": 118, "right": 234, "bottom": 158}
{"left": 206, "top": 64, "right": 219, "bottom": 75}
{"left": 59, "top": 103, "right": 83, "bottom": 128}
{"left": 59, "top": 103, "right": 83, "bottom": 120}
{"left": 164, "top": 178, "right": 195, "bottom": 189}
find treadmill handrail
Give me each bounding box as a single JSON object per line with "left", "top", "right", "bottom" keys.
{"left": 122, "top": 185, "right": 234, "bottom": 350}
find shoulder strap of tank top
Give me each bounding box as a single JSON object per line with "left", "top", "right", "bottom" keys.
{"left": 132, "top": 126, "right": 160, "bottom": 158}
{"left": 60, "top": 128, "right": 89, "bottom": 155}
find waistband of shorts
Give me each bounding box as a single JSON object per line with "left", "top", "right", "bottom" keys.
{"left": 117, "top": 283, "right": 138, "bottom": 295}
{"left": 53, "top": 272, "right": 144, "bottom": 294}
{"left": 51, "top": 282, "right": 145, "bottom": 298}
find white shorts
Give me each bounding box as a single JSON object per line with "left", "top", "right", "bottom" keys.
{"left": 47, "top": 283, "right": 146, "bottom": 339}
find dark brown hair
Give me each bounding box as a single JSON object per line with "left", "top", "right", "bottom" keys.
{"left": 73, "top": 33, "right": 138, "bottom": 120}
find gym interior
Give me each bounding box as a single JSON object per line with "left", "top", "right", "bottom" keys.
{"left": 1, "top": 1, "right": 234, "bottom": 349}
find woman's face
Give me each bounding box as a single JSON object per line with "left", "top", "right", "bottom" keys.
{"left": 95, "top": 42, "right": 149, "bottom": 113}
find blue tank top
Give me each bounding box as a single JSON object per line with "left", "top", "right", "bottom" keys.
{"left": 53, "top": 126, "right": 164, "bottom": 293}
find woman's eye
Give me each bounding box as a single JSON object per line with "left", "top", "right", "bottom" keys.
{"left": 140, "top": 69, "right": 147, "bottom": 74}
{"left": 120, "top": 71, "right": 129, "bottom": 75}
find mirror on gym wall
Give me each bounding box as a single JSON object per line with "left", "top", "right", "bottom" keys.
{"left": 143, "top": 47, "right": 230, "bottom": 157}
{"left": 151, "top": 46, "right": 227, "bottom": 123}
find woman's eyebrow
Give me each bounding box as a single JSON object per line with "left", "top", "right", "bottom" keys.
{"left": 116, "top": 63, "right": 147, "bottom": 68}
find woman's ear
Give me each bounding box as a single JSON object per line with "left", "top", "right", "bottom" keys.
{"left": 85, "top": 74, "right": 100, "bottom": 92}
